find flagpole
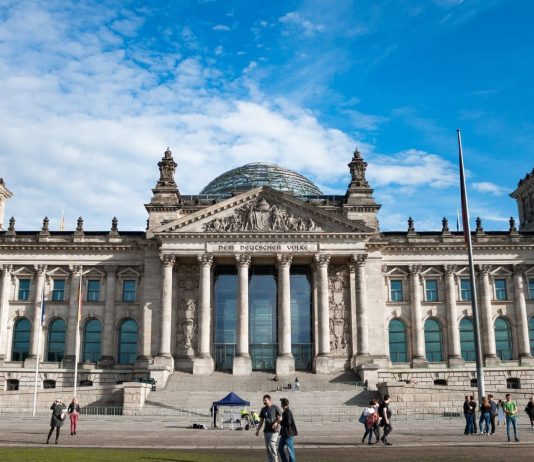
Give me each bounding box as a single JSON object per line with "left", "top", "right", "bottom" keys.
{"left": 457, "top": 129, "right": 486, "bottom": 400}
{"left": 32, "top": 285, "right": 45, "bottom": 417}
{"left": 73, "top": 273, "right": 82, "bottom": 398}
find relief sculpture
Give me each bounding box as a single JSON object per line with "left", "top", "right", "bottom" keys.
{"left": 328, "top": 265, "right": 351, "bottom": 357}
{"left": 175, "top": 264, "right": 199, "bottom": 357}
{"left": 204, "top": 196, "right": 319, "bottom": 232}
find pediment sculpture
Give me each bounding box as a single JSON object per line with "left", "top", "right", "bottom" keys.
{"left": 204, "top": 196, "right": 320, "bottom": 232}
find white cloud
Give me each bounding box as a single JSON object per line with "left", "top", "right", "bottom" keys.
{"left": 279, "top": 12, "right": 325, "bottom": 36}
{"left": 471, "top": 182, "right": 506, "bottom": 196}
{"left": 212, "top": 24, "right": 231, "bottom": 31}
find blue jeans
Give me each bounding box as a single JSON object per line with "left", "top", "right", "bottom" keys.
{"left": 480, "top": 412, "right": 490, "bottom": 433}
{"left": 506, "top": 416, "right": 517, "bottom": 440}
{"left": 464, "top": 414, "right": 474, "bottom": 434}
{"left": 278, "top": 435, "right": 295, "bottom": 462}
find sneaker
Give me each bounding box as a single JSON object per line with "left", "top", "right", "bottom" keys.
{"left": 385, "top": 441, "right": 393, "bottom": 446}
{"left": 515, "top": 438, "right": 520, "bottom": 442}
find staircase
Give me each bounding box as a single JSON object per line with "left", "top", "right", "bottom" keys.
{"left": 141, "top": 371, "right": 379, "bottom": 422}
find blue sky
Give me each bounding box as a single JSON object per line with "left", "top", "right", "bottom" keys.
{"left": 0, "top": 0, "right": 532, "bottom": 231}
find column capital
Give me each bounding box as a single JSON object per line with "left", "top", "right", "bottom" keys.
{"left": 443, "top": 264, "right": 456, "bottom": 275}
{"left": 161, "top": 254, "right": 176, "bottom": 267}
{"left": 477, "top": 264, "right": 491, "bottom": 275}
{"left": 276, "top": 254, "right": 292, "bottom": 267}
{"left": 198, "top": 253, "right": 213, "bottom": 267}
{"left": 236, "top": 253, "right": 251, "bottom": 267}
{"left": 512, "top": 264, "right": 526, "bottom": 276}
{"left": 349, "top": 253, "right": 367, "bottom": 267}
{"left": 34, "top": 264, "right": 48, "bottom": 275}
{"left": 104, "top": 264, "right": 117, "bottom": 276}
{"left": 0, "top": 264, "right": 12, "bottom": 276}
{"left": 314, "top": 253, "right": 330, "bottom": 267}
{"left": 68, "top": 264, "right": 83, "bottom": 276}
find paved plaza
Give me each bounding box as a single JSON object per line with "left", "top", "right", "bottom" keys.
{"left": 1, "top": 415, "right": 533, "bottom": 450}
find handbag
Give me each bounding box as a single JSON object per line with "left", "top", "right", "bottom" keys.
{"left": 358, "top": 413, "right": 366, "bottom": 424}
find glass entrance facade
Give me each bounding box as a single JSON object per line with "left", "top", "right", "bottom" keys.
{"left": 249, "top": 266, "right": 277, "bottom": 370}
{"left": 213, "top": 263, "right": 313, "bottom": 372}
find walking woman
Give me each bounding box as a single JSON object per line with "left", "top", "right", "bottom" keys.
{"left": 68, "top": 397, "right": 81, "bottom": 435}
{"left": 361, "top": 400, "right": 379, "bottom": 445}
{"left": 526, "top": 396, "right": 534, "bottom": 429}
{"left": 46, "top": 398, "right": 66, "bottom": 444}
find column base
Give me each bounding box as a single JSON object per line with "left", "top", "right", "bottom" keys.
{"left": 232, "top": 355, "right": 252, "bottom": 376}
{"left": 24, "top": 356, "right": 42, "bottom": 368}
{"left": 448, "top": 356, "right": 465, "bottom": 368}
{"left": 99, "top": 356, "right": 116, "bottom": 369}
{"left": 355, "top": 363, "right": 380, "bottom": 390}
{"left": 276, "top": 355, "right": 295, "bottom": 376}
{"left": 353, "top": 353, "right": 373, "bottom": 367}
{"left": 411, "top": 357, "right": 428, "bottom": 368}
{"left": 519, "top": 354, "right": 534, "bottom": 366}
{"left": 153, "top": 354, "right": 174, "bottom": 371}
{"left": 315, "top": 355, "right": 333, "bottom": 374}
{"left": 174, "top": 355, "right": 194, "bottom": 373}
{"left": 134, "top": 356, "right": 152, "bottom": 369}
{"left": 484, "top": 355, "right": 500, "bottom": 367}
{"left": 193, "top": 355, "right": 214, "bottom": 375}
{"left": 60, "top": 355, "right": 77, "bottom": 368}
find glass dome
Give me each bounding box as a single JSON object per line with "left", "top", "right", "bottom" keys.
{"left": 200, "top": 162, "right": 323, "bottom": 196}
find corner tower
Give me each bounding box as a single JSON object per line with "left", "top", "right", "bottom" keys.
{"left": 343, "top": 148, "right": 381, "bottom": 230}
{"left": 0, "top": 179, "right": 13, "bottom": 230}
{"left": 510, "top": 168, "right": 534, "bottom": 231}
{"left": 145, "top": 148, "right": 182, "bottom": 235}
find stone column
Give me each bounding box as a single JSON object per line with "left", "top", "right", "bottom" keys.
{"left": 0, "top": 265, "right": 12, "bottom": 362}
{"left": 193, "top": 253, "right": 214, "bottom": 375}
{"left": 355, "top": 254, "right": 371, "bottom": 363}
{"left": 158, "top": 255, "right": 175, "bottom": 359}
{"left": 29, "top": 265, "right": 47, "bottom": 359}
{"left": 100, "top": 265, "right": 117, "bottom": 367}
{"left": 314, "top": 253, "right": 331, "bottom": 373}
{"left": 444, "top": 265, "right": 463, "bottom": 367}
{"left": 409, "top": 265, "right": 427, "bottom": 367}
{"left": 348, "top": 259, "right": 358, "bottom": 367}
{"left": 276, "top": 254, "right": 294, "bottom": 375}
{"left": 513, "top": 266, "right": 533, "bottom": 364}
{"left": 233, "top": 254, "right": 252, "bottom": 375}
{"left": 64, "top": 265, "right": 83, "bottom": 366}
{"left": 478, "top": 265, "right": 498, "bottom": 364}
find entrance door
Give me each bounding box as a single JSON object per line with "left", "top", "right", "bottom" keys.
{"left": 214, "top": 267, "right": 237, "bottom": 370}
{"left": 249, "top": 266, "right": 277, "bottom": 370}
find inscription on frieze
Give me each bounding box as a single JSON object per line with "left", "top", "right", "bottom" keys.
{"left": 207, "top": 243, "right": 318, "bottom": 253}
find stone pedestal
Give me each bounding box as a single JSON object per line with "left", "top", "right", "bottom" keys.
{"left": 232, "top": 355, "right": 252, "bottom": 376}
{"left": 356, "top": 362, "right": 380, "bottom": 390}
{"left": 174, "top": 355, "right": 194, "bottom": 373}
{"left": 315, "top": 355, "right": 332, "bottom": 374}
{"left": 99, "top": 356, "right": 116, "bottom": 369}
{"left": 448, "top": 356, "right": 465, "bottom": 368}
{"left": 519, "top": 355, "right": 534, "bottom": 366}
{"left": 193, "top": 355, "right": 215, "bottom": 375}
{"left": 276, "top": 355, "right": 295, "bottom": 376}
{"left": 153, "top": 354, "right": 174, "bottom": 372}
{"left": 60, "top": 355, "right": 77, "bottom": 368}
{"left": 134, "top": 356, "right": 152, "bottom": 369}
{"left": 353, "top": 353, "right": 373, "bottom": 367}
{"left": 411, "top": 357, "right": 429, "bottom": 368}
{"left": 485, "top": 356, "right": 500, "bottom": 367}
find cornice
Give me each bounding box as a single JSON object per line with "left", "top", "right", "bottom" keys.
{"left": 156, "top": 232, "right": 372, "bottom": 241}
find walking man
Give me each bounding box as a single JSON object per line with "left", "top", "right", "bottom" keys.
{"left": 463, "top": 395, "right": 473, "bottom": 435}
{"left": 503, "top": 393, "right": 519, "bottom": 442}
{"left": 278, "top": 398, "right": 297, "bottom": 462}
{"left": 378, "top": 394, "right": 393, "bottom": 445}
{"left": 256, "top": 394, "right": 282, "bottom": 462}
{"left": 488, "top": 394, "right": 498, "bottom": 435}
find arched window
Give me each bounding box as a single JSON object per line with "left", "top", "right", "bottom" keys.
{"left": 529, "top": 316, "right": 534, "bottom": 356}
{"left": 495, "top": 317, "right": 513, "bottom": 360}
{"left": 12, "top": 318, "right": 31, "bottom": 361}
{"left": 459, "top": 318, "right": 476, "bottom": 361}
{"left": 424, "top": 318, "right": 443, "bottom": 362}
{"left": 118, "top": 319, "right": 138, "bottom": 365}
{"left": 83, "top": 319, "right": 102, "bottom": 363}
{"left": 389, "top": 319, "right": 408, "bottom": 363}
{"left": 47, "top": 318, "right": 66, "bottom": 362}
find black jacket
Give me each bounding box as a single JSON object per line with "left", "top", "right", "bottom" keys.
{"left": 280, "top": 408, "right": 298, "bottom": 437}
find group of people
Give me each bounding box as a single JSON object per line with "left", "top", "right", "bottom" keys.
{"left": 360, "top": 394, "right": 393, "bottom": 446}
{"left": 46, "top": 397, "right": 80, "bottom": 444}
{"left": 273, "top": 375, "right": 300, "bottom": 392}
{"left": 256, "top": 394, "right": 298, "bottom": 462}
{"left": 463, "top": 393, "right": 534, "bottom": 442}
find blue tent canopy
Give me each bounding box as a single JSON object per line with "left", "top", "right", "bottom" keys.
{"left": 212, "top": 392, "right": 250, "bottom": 407}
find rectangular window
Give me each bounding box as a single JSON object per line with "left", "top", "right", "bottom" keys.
{"left": 122, "top": 280, "right": 136, "bottom": 302}
{"left": 529, "top": 278, "right": 534, "bottom": 300}
{"left": 390, "top": 280, "right": 403, "bottom": 302}
{"left": 460, "top": 279, "right": 472, "bottom": 301}
{"left": 494, "top": 278, "right": 508, "bottom": 300}
{"left": 18, "top": 279, "right": 30, "bottom": 301}
{"left": 87, "top": 280, "right": 100, "bottom": 302}
{"left": 51, "top": 279, "right": 65, "bottom": 301}
{"left": 425, "top": 279, "right": 438, "bottom": 302}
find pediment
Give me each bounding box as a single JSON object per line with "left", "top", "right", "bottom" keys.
{"left": 153, "top": 187, "right": 373, "bottom": 235}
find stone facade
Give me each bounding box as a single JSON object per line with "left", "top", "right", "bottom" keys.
{"left": 0, "top": 148, "right": 533, "bottom": 395}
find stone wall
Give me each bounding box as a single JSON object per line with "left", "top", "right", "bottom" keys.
{"left": 378, "top": 380, "right": 534, "bottom": 417}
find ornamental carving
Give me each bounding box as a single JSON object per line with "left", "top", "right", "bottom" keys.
{"left": 328, "top": 265, "right": 351, "bottom": 357}
{"left": 204, "top": 196, "right": 319, "bottom": 233}
{"left": 175, "top": 264, "right": 199, "bottom": 357}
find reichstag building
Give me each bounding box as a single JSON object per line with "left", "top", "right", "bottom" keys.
{"left": 0, "top": 148, "right": 533, "bottom": 391}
